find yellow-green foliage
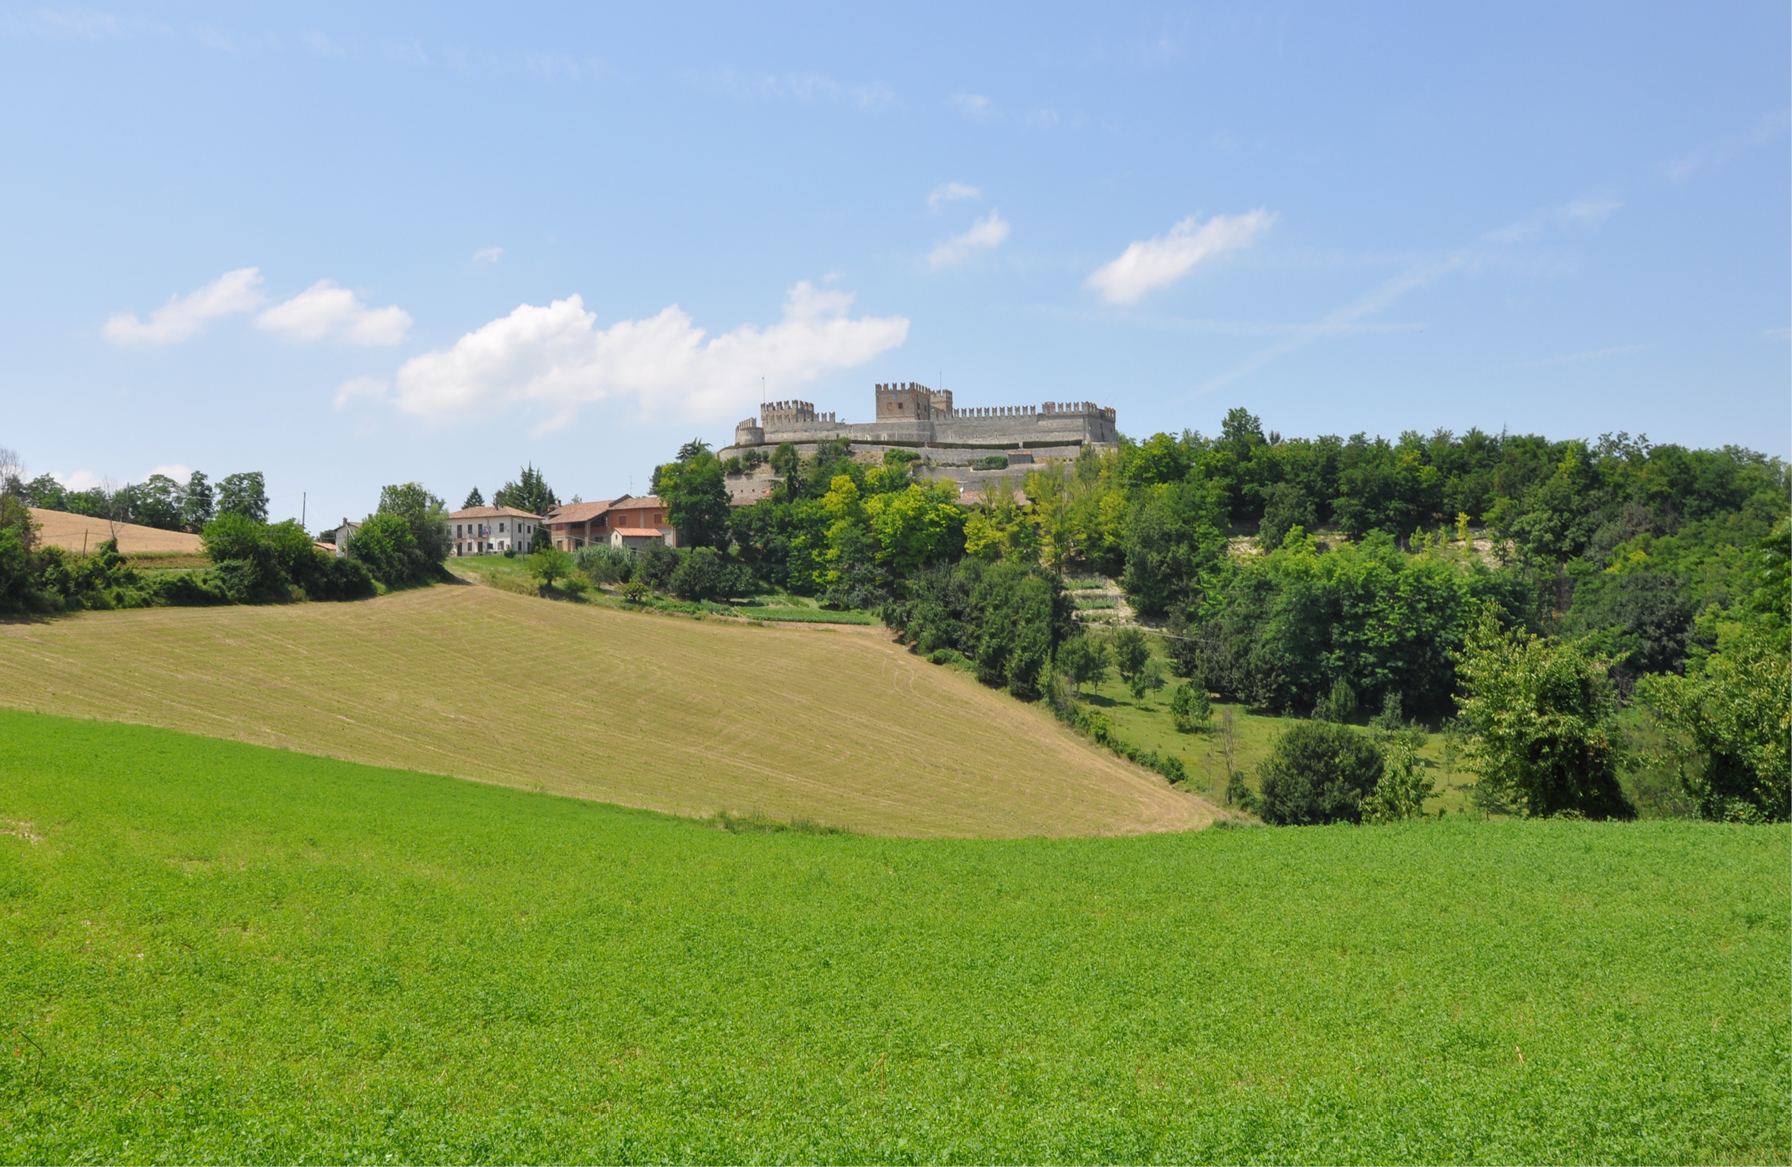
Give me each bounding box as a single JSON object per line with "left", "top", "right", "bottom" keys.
{"left": 2, "top": 712, "right": 1785, "bottom": 1162}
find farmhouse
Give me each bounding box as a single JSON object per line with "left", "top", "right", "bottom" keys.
{"left": 448, "top": 505, "right": 543, "bottom": 557}
{"left": 332, "top": 518, "right": 360, "bottom": 558}
{"left": 544, "top": 495, "right": 680, "bottom": 551}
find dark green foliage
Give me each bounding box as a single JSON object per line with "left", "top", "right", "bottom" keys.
{"left": 1121, "top": 480, "right": 1226, "bottom": 617}
{"left": 492, "top": 464, "right": 557, "bottom": 517}
{"left": 1110, "top": 627, "right": 1151, "bottom": 686}
{"left": 348, "top": 483, "right": 451, "bottom": 586}
{"left": 461, "top": 486, "right": 485, "bottom": 508}
{"left": 633, "top": 542, "right": 680, "bottom": 591}
{"left": 1257, "top": 720, "right": 1386, "bottom": 825}
{"left": 203, "top": 515, "right": 375, "bottom": 603}
{"left": 181, "top": 471, "right": 214, "bottom": 529}
{"left": 1315, "top": 678, "right": 1359, "bottom": 723}
{"left": 1563, "top": 569, "right": 1696, "bottom": 676}
{"left": 669, "top": 547, "right": 754, "bottom": 602}
{"left": 575, "top": 544, "right": 635, "bottom": 584}
{"left": 885, "top": 559, "right": 1073, "bottom": 699}
{"left": 1257, "top": 482, "right": 1317, "bottom": 550}
{"left": 216, "top": 471, "right": 269, "bottom": 522}
{"left": 973, "top": 454, "right": 1008, "bottom": 471}
{"left": 653, "top": 449, "right": 731, "bottom": 548}
{"left": 1190, "top": 534, "right": 1534, "bottom": 716}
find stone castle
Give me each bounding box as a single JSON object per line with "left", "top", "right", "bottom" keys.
{"left": 728, "top": 382, "right": 1117, "bottom": 454}
{"left": 717, "top": 381, "right": 1119, "bottom": 504}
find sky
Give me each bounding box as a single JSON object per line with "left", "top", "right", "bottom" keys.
{"left": 1, "top": 2, "right": 1786, "bottom": 528}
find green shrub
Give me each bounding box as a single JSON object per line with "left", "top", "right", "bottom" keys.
{"left": 1169, "top": 683, "right": 1211, "bottom": 732}
{"left": 1257, "top": 720, "right": 1385, "bottom": 825}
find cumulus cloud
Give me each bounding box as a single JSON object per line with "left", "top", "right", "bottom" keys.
{"left": 1086, "top": 210, "right": 1274, "bottom": 305}
{"left": 926, "top": 212, "right": 1011, "bottom": 269}
{"left": 103, "top": 267, "right": 266, "bottom": 345}
{"left": 147, "top": 463, "right": 194, "bottom": 481}
{"left": 387, "top": 281, "right": 908, "bottom": 428}
{"left": 254, "top": 280, "right": 412, "bottom": 345}
{"left": 927, "top": 182, "right": 981, "bottom": 212}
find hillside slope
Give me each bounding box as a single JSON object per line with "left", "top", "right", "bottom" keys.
{"left": 2, "top": 712, "right": 1784, "bottom": 1163}
{"left": 0, "top": 583, "right": 1213, "bottom": 836}
{"left": 27, "top": 506, "right": 204, "bottom": 554}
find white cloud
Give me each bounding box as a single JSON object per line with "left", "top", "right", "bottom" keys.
{"left": 51, "top": 469, "right": 102, "bottom": 491}
{"left": 1085, "top": 210, "right": 1274, "bottom": 305}
{"left": 388, "top": 281, "right": 908, "bottom": 429}
{"left": 926, "top": 212, "right": 1011, "bottom": 269}
{"left": 1663, "top": 110, "right": 1790, "bottom": 182}
{"left": 950, "top": 92, "right": 993, "bottom": 119}
{"left": 103, "top": 267, "right": 266, "bottom": 345}
{"left": 927, "top": 182, "right": 981, "bottom": 212}
{"left": 473, "top": 246, "right": 504, "bottom": 263}
{"left": 707, "top": 70, "right": 893, "bottom": 110}
{"left": 147, "top": 463, "right": 193, "bottom": 481}
{"left": 255, "top": 280, "right": 412, "bottom": 345}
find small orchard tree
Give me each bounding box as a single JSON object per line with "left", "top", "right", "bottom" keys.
{"left": 529, "top": 546, "right": 575, "bottom": 592}
{"left": 1057, "top": 634, "right": 1110, "bottom": 693}
{"left": 1110, "top": 627, "right": 1151, "bottom": 689}
{"left": 1170, "top": 683, "right": 1211, "bottom": 733}
{"left": 1361, "top": 743, "right": 1436, "bottom": 823}
{"left": 1456, "top": 606, "right": 1634, "bottom": 819}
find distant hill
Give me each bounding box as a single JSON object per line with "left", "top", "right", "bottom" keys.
{"left": 29, "top": 506, "right": 203, "bottom": 555}
{"left": 0, "top": 583, "right": 1214, "bottom": 837}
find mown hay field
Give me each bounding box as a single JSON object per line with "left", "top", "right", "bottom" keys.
{"left": 27, "top": 508, "right": 204, "bottom": 555}
{"left": 0, "top": 583, "right": 1210, "bottom": 837}
{"left": 2, "top": 712, "right": 1785, "bottom": 1163}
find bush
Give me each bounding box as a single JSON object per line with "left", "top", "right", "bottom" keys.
{"left": 345, "top": 512, "right": 426, "bottom": 588}
{"left": 1256, "top": 720, "right": 1386, "bottom": 825}
{"left": 669, "top": 547, "right": 754, "bottom": 602}
{"left": 1057, "top": 634, "right": 1109, "bottom": 693}
{"left": 576, "top": 544, "right": 634, "bottom": 584}
{"left": 1361, "top": 743, "right": 1437, "bottom": 823}
{"left": 1169, "top": 683, "right": 1211, "bottom": 732}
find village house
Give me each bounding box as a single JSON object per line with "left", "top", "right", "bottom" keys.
{"left": 447, "top": 505, "right": 544, "bottom": 557}
{"left": 331, "top": 518, "right": 360, "bottom": 558}
{"left": 543, "top": 495, "right": 679, "bottom": 551}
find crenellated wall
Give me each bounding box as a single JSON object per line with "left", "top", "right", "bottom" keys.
{"left": 729, "top": 383, "right": 1118, "bottom": 453}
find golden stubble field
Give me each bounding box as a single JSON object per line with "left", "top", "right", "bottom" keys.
{"left": 29, "top": 507, "right": 205, "bottom": 555}
{"left": 0, "top": 583, "right": 1216, "bottom": 837}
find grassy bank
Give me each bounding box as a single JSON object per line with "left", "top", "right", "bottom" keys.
{"left": 2, "top": 711, "right": 1785, "bottom": 1163}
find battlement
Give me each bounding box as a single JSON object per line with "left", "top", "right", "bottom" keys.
{"left": 730, "top": 382, "right": 1118, "bottom": 455}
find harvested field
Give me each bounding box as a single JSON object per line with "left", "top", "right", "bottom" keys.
{"left": 0, "top": 583, "right": 1215, "bottom": 836}
{"left": 28, "top": 507, "right": 203, "bottom": 555}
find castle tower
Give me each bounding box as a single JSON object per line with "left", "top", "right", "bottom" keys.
{"left": 875, "top": 381, "right": 934, "bottom": 420}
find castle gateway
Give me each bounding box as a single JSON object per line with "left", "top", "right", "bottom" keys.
{"left": 728, "top": 382, "right": 1117, "bottom": 453}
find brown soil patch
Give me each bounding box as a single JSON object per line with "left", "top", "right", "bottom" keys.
{"left": 29, "top": 509, "right": 204, "bottom": 555}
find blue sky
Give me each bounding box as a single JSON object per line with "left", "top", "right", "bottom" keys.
{"left": 2, "top": 2, "right": 1786, "bottom": 527}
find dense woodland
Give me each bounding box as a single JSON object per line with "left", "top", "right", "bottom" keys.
{"left": 5, "top": 410, "right": 1787, "bottom": 824}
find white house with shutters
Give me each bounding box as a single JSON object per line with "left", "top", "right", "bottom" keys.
{"left": 447, "top": 505, "right": 544, "bottom": 557}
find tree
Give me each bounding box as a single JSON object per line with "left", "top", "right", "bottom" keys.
{"left": 181, "top": 471, "right": 215, "bottom": 529}
{"left": 217, "top": 472, "right": 269, "bottom": 522}
{"left": 770, "top": 442, "right": 802, "bottom": 497}
{"left": 1057, "top": 634, "right": 1110, "bottom": 693}
{"left": 462, "top": 486, "right": 486, "bottom": 508}
{"left": 1455, "top": 607, "right": 1635, "bottom": 819}
{"left": 1121, "top": 479, "right": 1226, "bottom": 617}
{"left": 653, "top": 451, "right": 731, "bottom": 549}
{"left": 676, "top": 438, "right": 713, "bottom": 462}
{"left": 669, "top": 546, "right": 753, "bottom": 601}
{"left": 1169, "top": 683, "right": 1210, "bottom": 732}
{"left": 493, "top": 464, "right": 557, "bottom": 517}
{"left": 345, "top": 512, "right": 421, "bottom": 587}
{"left": 1361, "top": 743, "right": 1436, "bottom": 823}
{"left": 528, "top": 546, "right": 575, "bottom": 592}
{"left": 376, "top": 483, "right": 453, "bottom": 566}
{"left": 1315, "top": 678, "right": 1359, "bottom": 723}
{"left": 1257, "top": 720, "right": 1386, "bottom": 825}
{"left": 1110, "top": 627, "right": 1151, "bottom": 689}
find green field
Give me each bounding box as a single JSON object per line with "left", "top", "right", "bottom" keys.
{"left": 3, "top": 710, "right": 1785, "bottom": 1163}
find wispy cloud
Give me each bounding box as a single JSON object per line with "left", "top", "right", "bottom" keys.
{"left": 103, "top": 267, "right": 266, "bottom": 345}
{"left": 927, "top": 182, "right": 980, "bottom": 212}
{"left": 1518, "top": 344, "right": 1651, "bottom": 368}
{"left": 0, "top": 9, "right": 162, "bottom": 38}
{"left": 255, "top": 281, "right": 411, "bottom": 346}
{"left": 705, "top": 70, "right": 893, "bottom": 110}
{"left": 473, "top": 246, "right": 504, "bottom": 264}
{"left": 950, "top": 92, "right": 994, "bottom": 120}
{"left": 1663, "top": 111, "right": 1790, "bottom": 182}
{"left": 1191, "top": 198, "right": 1627, "bottom": 397}
{"left": 333, "top": 375, "right": 391, "bottom": 409}
{"left": 1762, "top": 326, "right": 1791, "bottom": 341}
{"left": 301, "top": 29, "right": 350, "bottom": 58}
{"left": 384, "top": 281, "right": 908, "bottom": 430}
{"left": 927, "top": 212, "right": 1011, "bottom": 269}
{"left": 1086, "top": 210, "right": 1274, "bottom": 305}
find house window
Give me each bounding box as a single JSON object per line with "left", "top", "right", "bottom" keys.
{"left": 499, "top": 522, "right": 506, "bottom": 532}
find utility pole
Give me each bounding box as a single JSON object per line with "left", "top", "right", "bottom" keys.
{"left": 301, "top": 492, "right": 306, "bottom": 532}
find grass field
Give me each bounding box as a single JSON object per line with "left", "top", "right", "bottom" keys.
{"left": 27, "top": 508, "right": 204, "bottom": 556}
{"left": 0, "top": 583, "right": 1209, "bottom": 837}
{"left": 2, "top": 711, "right": 1785, "bottom": 1163}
